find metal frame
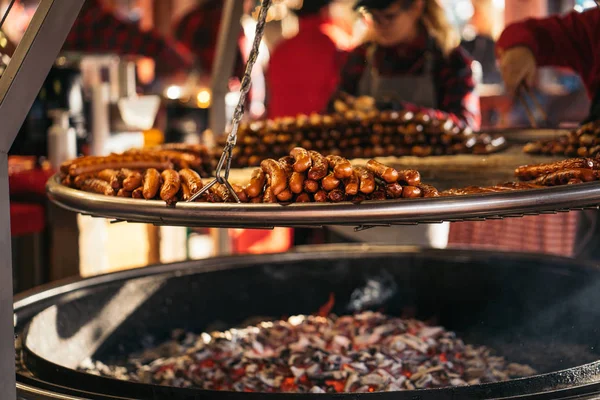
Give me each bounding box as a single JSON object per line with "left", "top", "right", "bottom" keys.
{"left": 208, "top": 0, "right": 252, "bottom": 255}
{"left": 209, "top": 0, "right": 244, "bottom": 137}
{"left": 0, "top": 0, "right": 85, "bottom": 395}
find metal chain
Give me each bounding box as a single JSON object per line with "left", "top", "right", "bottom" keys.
{"left": 188, "top": 0, "right": 272, "bottom": 203}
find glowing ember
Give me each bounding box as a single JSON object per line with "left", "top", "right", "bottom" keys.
{"left": 79, "top": 311, "right": 536, "bottom": 393}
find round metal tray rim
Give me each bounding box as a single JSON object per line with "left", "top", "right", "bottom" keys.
{"left": 47, "top": 175, "right": 600, "bottom": 227}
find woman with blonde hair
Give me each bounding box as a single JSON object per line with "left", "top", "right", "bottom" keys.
{"left": 328, "top": 0, "right": 480, "bottom": 247}
{"left": 337, "top": 0, "right": 480, "bottom": 129}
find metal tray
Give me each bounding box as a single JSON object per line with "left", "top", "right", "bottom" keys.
{"left": 47, "top": 174, "right": 600, "bottom": 229}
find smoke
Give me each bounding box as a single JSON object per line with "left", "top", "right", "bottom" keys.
{"left": 347, "top": 270, "right": 397, "bottom": 312}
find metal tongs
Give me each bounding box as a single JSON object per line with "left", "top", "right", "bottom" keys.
{"left": 188, "top": 0, "right": 273, "bottom": 203}
{"left": 516, "top": 83, "right": 548, "bottom": 129}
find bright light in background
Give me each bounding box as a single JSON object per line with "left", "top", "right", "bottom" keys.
{"left": 225, "top": 91, "right": 240, "bottom": 108}
{"left": 165, "top": 85, "right": 181, "bottom": 100}
{"left": 196, "top": 89, "right": 212, "bottom": 108}
{"left": 455, "top": 0, "right": 474, "bottom": 21}
{"left": 492, "top": 0, "right": 505, "bottom": 9}
{"left": 575, "top": 0, "right": 596, "bottom": 10}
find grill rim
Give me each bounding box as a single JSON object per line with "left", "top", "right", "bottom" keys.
{"left": 15, "top": 245, "right": 600, "bottom": 399}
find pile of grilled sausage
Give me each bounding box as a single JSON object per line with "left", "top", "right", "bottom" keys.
{"left": 246, "top": 148, "right": 437, "bottom": 203}
{"left": 442, "top": 157, "right": 600, "bottom": 196}
{"left": 60, "top": 144, "right": 600, "bottom": 205}
{"left": 217, "top": 108, "right": 507, "bottom": 169}
{"left": 524, "top": 120, "right": 600, "bottom": 157}
{"left": 59, "top": 144, "right": 212, "bottom": 205}
{"left": 60, "top": 146, "right": 439, "bottom": 205}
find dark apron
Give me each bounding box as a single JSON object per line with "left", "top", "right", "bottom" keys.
{"left": 357, "top": 44, "right": 438, "bottom": 109}
{"left": 327, "top": 44, "right": 449, "bottom": 247}
{"left": 575, "top": 88, "right": 600, "bottom": 260}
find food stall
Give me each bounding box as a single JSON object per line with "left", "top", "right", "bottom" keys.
{"left": 7, "top": 0, "right": 600, "bottom": 398}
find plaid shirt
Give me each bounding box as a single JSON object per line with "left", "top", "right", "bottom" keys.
{"left": 63, "top": 0, "right": 194, "bottom": 76}
{"left": 173, "top": 1, "right": 245, "bottom": 78}
{"left": 338, "top": 33, "right": 480, "bottom": 129}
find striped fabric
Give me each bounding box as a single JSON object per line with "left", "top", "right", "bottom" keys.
{"left": 447, "top": 213, "right": 579, "bottom": 257}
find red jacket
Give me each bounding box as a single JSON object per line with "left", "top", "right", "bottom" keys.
{"left": 496, "top": 8, "right": 600, "bottom": 99}
{"left": 267, "top": 15, "right": 347, "bottom": 118}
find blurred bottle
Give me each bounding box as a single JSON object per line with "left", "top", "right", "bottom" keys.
{"left": 47, "top": 109, "right": 76, "bottom": 171}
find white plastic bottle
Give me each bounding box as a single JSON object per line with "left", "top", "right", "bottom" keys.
{"left": 47, "top": 109, "right": 77, "bottom": 171}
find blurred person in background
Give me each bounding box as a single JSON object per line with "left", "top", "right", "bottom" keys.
{"left": 63, "top": 0, "right": 194, "bottom": 78}
{"left": 335, "top": 0, "right": 481, "bottom": 130}
{"left": 327, "top": 0, "right": 480, "bottom": 248}
{"left": 449, "top": 7, "right": 600, "bottom": 259}
{"left": 459, "top": 0, "right": 501, "bottom": 85}
{"left": 266, "top": 0, "right": 346, "bottom": 118}
{"left": 173, "top": 0, "right": 249, "bottom": 89}
{"left": 1, "top": 0, "right": 194, "bottom": 78}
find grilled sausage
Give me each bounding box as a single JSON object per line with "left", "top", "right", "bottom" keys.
{"left": 246, "top": 168, "right": 266, "bottom": 198}
{"left": 402, "top": 186, "right": 423, "bottom": 198}
{"left": 123, "top": 171, "right": 143, "bottom": 192}
{"left": 325, "top": 155, "right": 353, "bottom": 179}
{"left": 178, "top": 168, "right": 203, "bottom": 197}
{"left": 354, "top": 167, "right": 375, "bottom": 194}
{"left": 366, "top": 159, "right": 399, "bottom": 183}
{"left": 181, "top": 181, "right": 192, "bottom": 201}
{"left": 321, "top": 172, "right": 340, "bottom": 191}
{"left": 303, "top": 179, "right": 320, "bottom": 193}
{"left": 206, "top": 192, "right": 223, "bottom": 203}
{"left": 232, "top": 184, "right": 249, "bottom": 203}
{"left": 343, "top": 170, "right": 359, "bottom": 195}
{"left": 307, "top": 151, "right": 328, "bottom": 181}
{"left": 328, "top": 189, "right": 346, "bottom": 203}
{"left": 295, "top": 192, "right": 311, "bottom": 203}
{"left": 290, "top": 147, "right": 312, "bottom": 172}
{"left": 418, "top": 183, "right": 440, "bottom": 198}
{"left": 160, "top": 169, "right": 181, "bottom": 202}
{"left": 533, "top": 168, "right": 595, "bottom": 186}
{"left": 276, "top": 188, "right": 294, "bottom": 202}
{"left": 261, "top": 158, "right": 288, "bottom": 196}
{"left": 73, "top": 174, "right": 93, "bottom": 189}
{"left": 142, "top": 168, "right": 161, "bottom": 199}
{"left": 370, "top": 189, "right": 387, "bottom": 201}
{"left": 515, "top": 158, "right": 599, "bottom": 180}
{"left": 97, "top": 169, "right": 121, "bottom": 190}
{"left": 263, "top": 186, "right": 277, "bottom": 203}
{"left": 68, "top": 154, "right": 172, "bottom": 176}
{"left": 278, "top": 156, "right": 295, "bottom": 173}
{"left": 385, "top": 183, "right": 403, "bottom": 199}
{"left": 289, "top": 171, "right": 305, "bottom": 194}
{"left": 397, "top": 169, "right": 421, "bottom": 186}
{"left": 117, "top": 188, "right": 132, "bottom": 197}
{"left": 131, "top": 187, "right": 144, "bottom": 199}
{"left": 210, "top": 183, "right": 232, "bottom": 202}
{"left": 351, "top": 193, "right": 367, "bottom": 204}
{"left": 79, "top": 178, "right": 115, "bottom": 196}
{"left": 314, "top": 190, "right": 328, "bottom": 202}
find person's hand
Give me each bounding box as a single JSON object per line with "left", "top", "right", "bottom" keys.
{"left": 499, "top": 46, "right": 537, "bottom": 96}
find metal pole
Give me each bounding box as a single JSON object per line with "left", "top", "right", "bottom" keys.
{"left": 209, "top": 0, "right": 244, "bottom": 255}
{"left": 209, "top": 0, "right": 244, "bottom": 136}
{"left": 0, "top": 0, "right": 85, "bottom": 395}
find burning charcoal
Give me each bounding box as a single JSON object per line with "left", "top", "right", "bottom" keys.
{"left": 78, "top": 310, "right": 536, "bottom": 393}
